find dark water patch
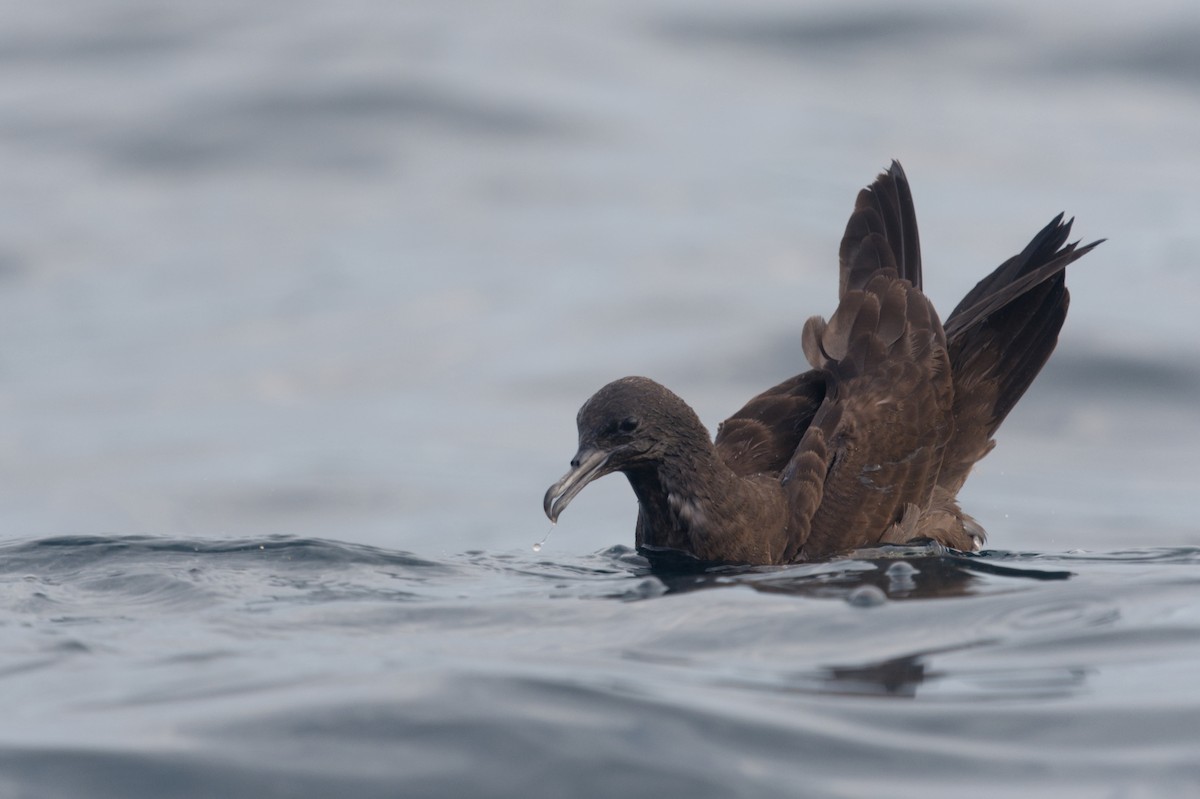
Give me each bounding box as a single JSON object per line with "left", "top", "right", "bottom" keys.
{"left": 98, "top": 80, "right": 577, "bottom": 174}
{"left": 235, "top": 82, "right": 571, "bottom": 138}
{"left": 0, "top": 248, "right": 28, "bottom": 282}
{"left": 0, "top": 746, "right": 404, "bottom": 799}
{"left": 654, "top": 7, "right": 996, "bottom": 58}
{"left": 0, "top": 79, "right": 576, "bottom": 174}
{"left": 0, "top": 23, "right": 203, "bottom": 65}
{"left": 1048, "top": 25, "right": 1200, "bottom": 90}
{"left": 1036, "top": 348, "right": 1200, "bottom": 398}
{"left": 0, "top": 534, "right": 448, "bottom": 573}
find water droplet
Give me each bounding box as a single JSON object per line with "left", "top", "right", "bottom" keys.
{"left": 846, "top": 585, "right": 887, "bottom": 608}
{"left": 532, "top": 523, "right": 555, "bottom": 553}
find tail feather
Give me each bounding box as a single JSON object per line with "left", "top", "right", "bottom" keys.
{"left": 946, "top": 214, "right": 1095, "bottom": 338}
{"left": 938, "top": 215, "right": 1102, "bottom": 494}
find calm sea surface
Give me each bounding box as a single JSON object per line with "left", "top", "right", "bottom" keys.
{"left": 1, "top": 1, "right": 1199, "bottom": 796}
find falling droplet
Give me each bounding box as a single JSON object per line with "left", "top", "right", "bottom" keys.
{"left": 533, "top": 523, "right": 556, "bottom": 553}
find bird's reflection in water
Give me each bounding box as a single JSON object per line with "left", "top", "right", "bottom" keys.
{"left": 613, "top": 543, "right": 1071, "bottom": 602}
{"left": 608, "top": 545, "right": 1083, "bottom": 698}
{"left": 822, "top": 652, "right": 931, "bottom": 697}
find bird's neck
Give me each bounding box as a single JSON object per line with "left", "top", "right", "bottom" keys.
{"left": 624, "top": 434, "right": 761, "bottom": 560}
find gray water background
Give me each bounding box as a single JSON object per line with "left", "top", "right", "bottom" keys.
{"left": 2, "top": 1, "right": 1200, "bottom": 796}
{"left": 2, "top": 0, "right": 1198, "bottom": 555}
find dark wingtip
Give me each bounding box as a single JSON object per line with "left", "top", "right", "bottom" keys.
{"left": 839, "top": 158, "right": 922, "bottom": 295}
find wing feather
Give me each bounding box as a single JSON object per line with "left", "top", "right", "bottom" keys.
{"left": 785, "top": 274, "right": 956, "bottom": 559}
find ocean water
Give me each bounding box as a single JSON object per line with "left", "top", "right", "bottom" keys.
{"left": 3, "top": 537, "right": 1200, "bottom": 797}
{"left": 2, "top": 0, "right": 1200, "bottom": 796}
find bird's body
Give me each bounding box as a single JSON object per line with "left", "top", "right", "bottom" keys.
{"left": 545, "top": 162, "right": 1100, "bottom": 565}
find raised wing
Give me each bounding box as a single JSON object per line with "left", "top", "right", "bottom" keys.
{"left": 774, "top": 162, "right": 957, "bottom": 561}
{"left": 716, "top": 161, "right": 924, "bottom": 484}
{"left": 840, "top": 160, "right": 922, "bottom": 297}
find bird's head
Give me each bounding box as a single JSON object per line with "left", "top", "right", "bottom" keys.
{"left": 543, "top": 376, "right": 702, "bottom": 523}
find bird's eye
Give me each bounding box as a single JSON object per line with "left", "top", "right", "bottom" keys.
{"left": 619, "top": 416, "right": 639, "bottom": 433}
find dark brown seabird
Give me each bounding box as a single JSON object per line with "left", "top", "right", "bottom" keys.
{"left": 544, "top": 162, "right": 1101, "bottom": 565}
